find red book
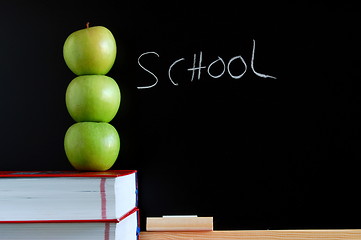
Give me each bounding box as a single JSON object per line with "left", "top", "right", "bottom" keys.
{"left": 0, "top": 170, "right": 138, "bottom": 222}
{"left": 0, "top": 207, "right": 140, "bottom": 240}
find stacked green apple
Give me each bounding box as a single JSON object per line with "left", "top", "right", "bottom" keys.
{"left": 63, "top": 24, "right": 121, "bottom": 171}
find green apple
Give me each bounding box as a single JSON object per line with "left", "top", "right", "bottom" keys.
{"left": 66, "top": 75, "right": 121, "bottom": 122}
{"left": 63, "top": 25, "right": 117, "bottom": 75}
{"left": 64, "top": 122, "right": 120, "bottom": 171}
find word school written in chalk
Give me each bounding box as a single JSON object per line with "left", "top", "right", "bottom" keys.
{"left": 137, "top": 39, "right": 277, "bottom": 89}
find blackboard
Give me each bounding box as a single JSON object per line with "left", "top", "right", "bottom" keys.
{"left": 1, "top": 1, "right": 360, "bottom": 230}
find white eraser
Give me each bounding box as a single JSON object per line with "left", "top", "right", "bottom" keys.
{"left": 147, "top": 216, "right": 213, "bottom": 231}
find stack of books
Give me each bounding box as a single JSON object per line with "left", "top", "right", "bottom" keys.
{"left": 0, "top": 170, "right": 139, "bottom": 240}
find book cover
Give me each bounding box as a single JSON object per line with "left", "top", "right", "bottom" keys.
{"left": 0, "top": 170, "right": 136, "bottom": 178}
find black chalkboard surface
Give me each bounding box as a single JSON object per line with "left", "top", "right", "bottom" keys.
{"left": 0, "top": 1, "right": 360, "bottom": 230}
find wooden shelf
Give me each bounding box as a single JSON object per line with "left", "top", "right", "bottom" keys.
{"left": 140, "top": 229, "right": 361, "bottom": 240}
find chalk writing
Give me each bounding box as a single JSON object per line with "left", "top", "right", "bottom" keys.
{"left": 188, "top": 51, "right": 206, "bottom": 81}
{"left": 137, "top": 39, "right": 276, "bottom": 89}
{"left": 227, "top": 55, "right": 247, "bottom": 79}
{"left": 207, "top": 57, "right": 226, "bottom": 79}
{"left": 251, "top": 39, "right": 277, "bottom": 79}
{"left": 137, "top": 52, "right": 159, "bottom": 90}
{"left": 168, "top": 58, "right": 184, "bottom": 86}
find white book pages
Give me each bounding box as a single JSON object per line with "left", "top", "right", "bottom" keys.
{"left": 0, "top": 208, "right": 139, "bottom": 240}
{"left": 0, "top": 173, "right": 137, "bottom": 221}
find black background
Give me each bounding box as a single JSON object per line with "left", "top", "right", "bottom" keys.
{"left": 1, "top": 1, "right": 360, "bottom": 230}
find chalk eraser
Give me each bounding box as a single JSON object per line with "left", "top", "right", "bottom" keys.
{"left": 146, "top": 215, "right": 213, "bottom": 231}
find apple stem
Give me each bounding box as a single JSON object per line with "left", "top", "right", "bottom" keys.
{"left": 86, "top": 22, "right": 90, "bottom": 28}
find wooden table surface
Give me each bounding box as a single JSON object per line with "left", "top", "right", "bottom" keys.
{"left": 140, "top": 229, "right": 361, "bottom": 240}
